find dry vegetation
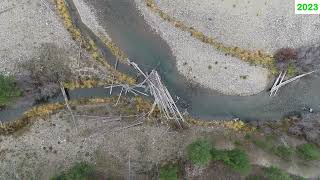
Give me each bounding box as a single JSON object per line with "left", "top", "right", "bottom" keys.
{"left": 20, "top": 43, "right": 74, "bottom": 101}
{"left": 0, "top": 98, "right": 112, "bottom": 135}
{"left": 274, "top": 48, "right": 298, "bottom": 62}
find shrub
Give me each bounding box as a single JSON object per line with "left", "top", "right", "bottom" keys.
{"left": 244, "top": 133, "right": 252, "bottom": 140}
{"left": 187, "top": 139, "right": 212, "bottom": 165}
{"left": 274, "top": 48, "right": 298, "bottom": 61}
{"left": 274, "top": 146, "right": 294, "bottom": 161}
{"left": 51, "top": 162, "right": 95, "bottom": 180}
{"left": 159, "top": 164, "right": 179, "bottom": 180}
{"left": 0, "top": 74, "right": 21, "bottom": 106}
{"left": 296, "top": 143, "right": 320, "bottom": 161}
{"left": 211, "top": 148, "right": 228, "bottom": 161}
{"left": 264, "top": 166, "right": 292, "bottom": 180}
{"left": 287, "top": 64, "right": 297, "bottom": 77}
{"left": 211, "top": 148, "right": 251, "bottom": 174}
{"left": 23, "top": 43, "right": 73, "bottom": 85}
{"left": 223, "top": 148, "right": 251, "bottom": 174}
{"left": 21, "top": 43, "right": 74, "bottom": 100}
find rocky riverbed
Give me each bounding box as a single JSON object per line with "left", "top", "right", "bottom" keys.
{"left": 0, "top": 0, "right": 75, "bottom": 74}
{"left": 133, "top": 0, "right": 270, "bottom": 96}
{"left": 154, "top": 0, "right": 320, "bottom": 53}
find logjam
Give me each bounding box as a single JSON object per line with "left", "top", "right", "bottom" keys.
{"left": 105, "top": 60, "right": 187, "bottom": 129}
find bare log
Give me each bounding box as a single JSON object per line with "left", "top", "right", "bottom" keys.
{"left": 271, "top": 71, "right": 283, "bottom": 93}
{"left": 115, "top": 86, "right": 124, "bottom": 106}
{"left": 273, "top": 70, "right": 287, "bottom": 96}
{"left": 272, "top": 71, "right": 315, "bottom": 94}
{"left": 107, "top": 61, "right": 187, "bottom": 128}
{"left": 128, "top": 154, "right": 131, "bottom": 180}
{"left": 270, "top": 70, "right": 286, "bottom": 96}
{"left": 60, "top": 82, "right": 78, "bottom": 131}
{"left": 116, "top": 121, "right": 143, "bottom": 131}
{"left": 110, "top": 59, "right": 119, "bottom": 95}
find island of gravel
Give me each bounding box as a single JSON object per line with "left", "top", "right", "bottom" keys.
{"left": 134, "top": 0, "right": 271, "bottom": 96}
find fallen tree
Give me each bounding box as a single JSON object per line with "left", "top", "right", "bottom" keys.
{"left": 105, "top": 60, "right": 187, "bottom": 129}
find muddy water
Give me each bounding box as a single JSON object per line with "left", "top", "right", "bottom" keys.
{"left": 1, "top": 0, "right": 320, "bottom": 122}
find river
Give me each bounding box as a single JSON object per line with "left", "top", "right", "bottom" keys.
{"left": 80, "top": 0, "right": 320, "bottom": 121}
{"left": 1, "top": 0, "right": 320, "bottom": 122}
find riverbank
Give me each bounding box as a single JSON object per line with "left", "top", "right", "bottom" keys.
{"left": 72, "top": 0, "right": 129, "bottom": 64}
{"left": 133, "top": 0, "right": 270, "bottom": 96}
{"left": 1, "top": 99, "right": 320, "bottom": 179}
{"left": 154, "top": 0, "right": 320, "bottom": 53}
{"left": 0, "top": 0, "right": 105, "bottom": 80}
{"left": 0, "top": 0, "right": 115, "bottom": 123}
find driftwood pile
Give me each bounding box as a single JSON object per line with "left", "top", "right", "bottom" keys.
{"left": 105, "top": 60, "right": 186, "bottom": 128}
{"left": 270, "top": 70, "right": 316, "bottom": 96}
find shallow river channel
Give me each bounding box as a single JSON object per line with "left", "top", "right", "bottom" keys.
{"left": 1, "top": 0, "right": 320, "bottom": 122}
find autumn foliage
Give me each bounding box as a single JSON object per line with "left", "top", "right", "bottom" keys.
{"left": 274, "top": 48, "right": 298, "bottom": 61}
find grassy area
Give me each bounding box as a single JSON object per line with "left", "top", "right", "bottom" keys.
{"left": 211, "top": 148, "right": 251, "bottom": 174}
{"left": 274, "top": 146, "right": 294, "bottom": 161}
{"left": 0, "top": 74, "right": 21, "bottom": 106}
{"left": 264, "top": 166, "right": 292, "bottom": 180}
{"left": 287, "top": 63, "right": 297, "bottom": 77}
{"left": 159, "top": 164, "right": 179, "bottom": 180}
{"left": 51, "top": 162, "right": 95, "bottom": 180}
{"left": 296, "top": 143, "right": 320, "bottom": 161}
{"left": 250, "top": 134, "right": 320, "bottom": 162}
{"left": 186, "top": 139, "right": 212, "bottom": 165}
{"left": 187, "top": 139, "right": 251, "bottom": 174}
{"left": 250, "top": 135, "right": 296, "bottom": 161}
{"left": 246, "top": 166, "right": 304, "bottom": 180}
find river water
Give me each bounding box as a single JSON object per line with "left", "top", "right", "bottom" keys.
{"left": 1, "top": 0, "right": 320, "bottom": 122}
{"left": 80, "top": 0, "right": 320, "bottom": 121}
